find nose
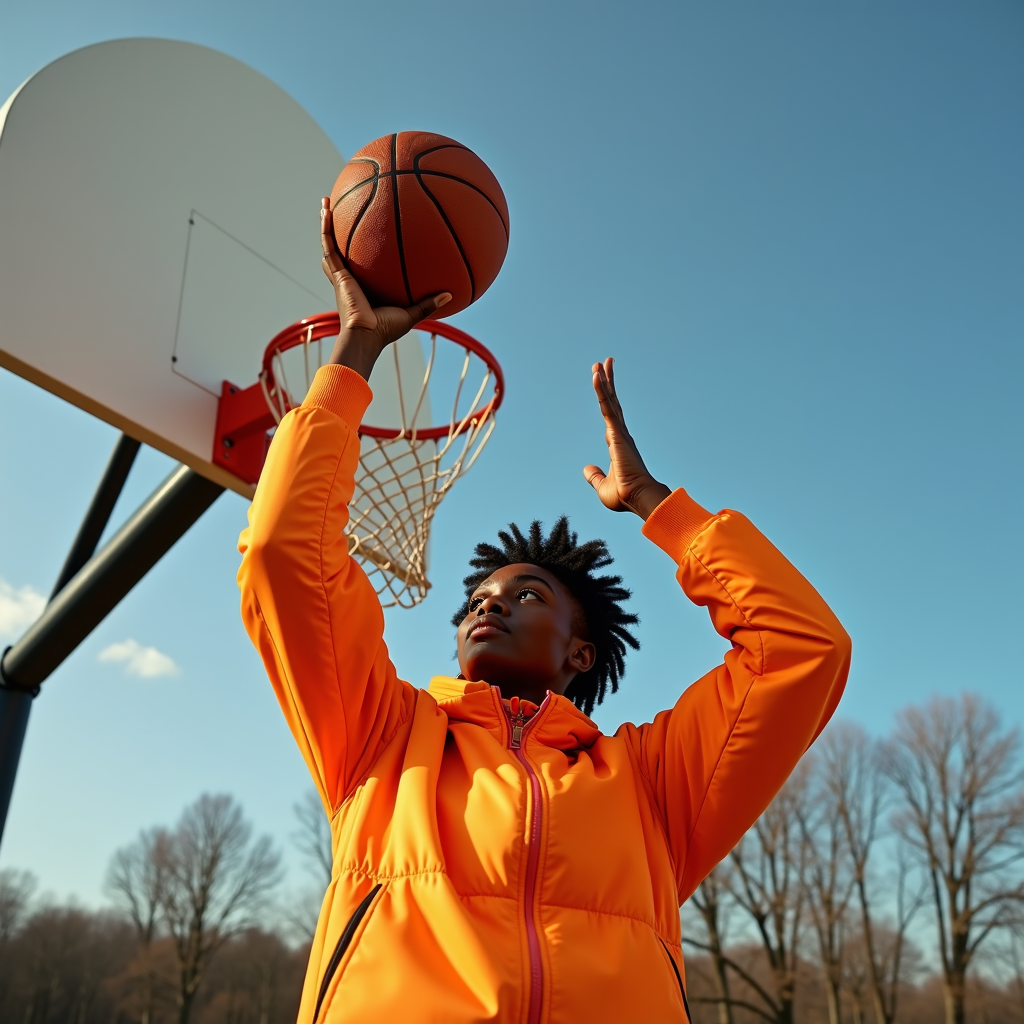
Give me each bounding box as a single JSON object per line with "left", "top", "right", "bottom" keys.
{"left": 477, "top": 593, "right": 508, "bottom": 616}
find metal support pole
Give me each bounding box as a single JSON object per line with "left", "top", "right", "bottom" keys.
{"left": 0, "top": 432, "right": 142, "bottom": 847}
{"left": 0, "top": 686, "right": 33, "bottom": 841}
{"left": 51, "top": 434, "right": 141, "bottom": 599}
{"left": 0, "top": 462, "right": 223, "bottom": 844}
{"left": 2, "top": 465, "right": 223, "bottom": 690}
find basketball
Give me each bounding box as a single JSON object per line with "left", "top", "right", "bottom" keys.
{"left": 329, "top": 132, "right": 509, "bottom": 318}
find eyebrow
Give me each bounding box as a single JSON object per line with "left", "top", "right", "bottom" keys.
{"left": 475, "top": 573, "right": 555, "bottom": 593}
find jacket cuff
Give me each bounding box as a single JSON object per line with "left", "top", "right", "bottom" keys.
{"left": 641, "top": 488, "right": 718, "bottom": 564}
{"left": 302, "top": 365, "right": 373, "bottom": 431}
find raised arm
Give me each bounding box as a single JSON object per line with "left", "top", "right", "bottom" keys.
{"left": 236, "top": 200, "right": 449, "bottom": 812}
{"left": 584, "top": 359, "right": 851, "bottom": 903}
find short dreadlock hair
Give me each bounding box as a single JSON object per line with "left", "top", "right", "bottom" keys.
{"left": 452, "top": 517, "right": 639, "bottom": 717}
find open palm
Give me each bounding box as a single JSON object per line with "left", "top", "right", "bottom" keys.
{"left": 583, "top": 358, "right": 670, "bottom": 520}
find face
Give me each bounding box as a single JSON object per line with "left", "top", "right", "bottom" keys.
{"left": 456, "top": 563, "right": 596, "bottom": 704}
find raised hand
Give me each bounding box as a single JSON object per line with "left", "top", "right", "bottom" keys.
{"left": 583, "top": 358, "right": 671, "bottom": 521}
{"left": 320, "top": 197, "right": 450, "bottom": 380}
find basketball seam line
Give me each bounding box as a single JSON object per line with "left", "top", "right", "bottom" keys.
{"left": 391, "top": 134, "right": 414, "bottom": 306}
{"left": 336, "top": 159, "right": 381, "bottom": 259}
{"left": 346, "top": 172, "right": 378, "bottom": 260}
{"left": 336, "top": 174, "right": 376, "bottom": 205}
{"left": 377, "top": 169, "right": 509, "bottom": 238}
{"left": 334, "top": 159, "right": 379, "bottom": 205}
{"left": 414, "top": 170, "right": 476, "bottom": 304}
{"left": 414, "top": 143, "right": 470, "bottom": 157}
{"left": 410, "top": 145, "right": 506, "bottom": 234}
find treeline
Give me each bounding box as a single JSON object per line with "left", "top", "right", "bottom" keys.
{"left": 0, "top": 692, "right": 1021, "bottom": 1024}
{"left": 0, "top": 792, "right": 312, "bottom": 1024}
{"left": 0, "top": 905, "right": 304, "bottom": 1024}
{"left": 682, "top": 693, "right": 1024, "bottom": 1024}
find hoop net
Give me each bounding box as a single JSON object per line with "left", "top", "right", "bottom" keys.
{"left": 260, "top": 315, "right": 503, "bottom": 608}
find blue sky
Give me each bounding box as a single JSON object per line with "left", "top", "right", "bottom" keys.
{"left": 0, "top": 0, "right": 1021, "bottom": 905}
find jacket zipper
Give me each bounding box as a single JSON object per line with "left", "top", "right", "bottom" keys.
{"left": 503, "top": 697, "right": 547, "bottom": 1024}
{"left": 658, "top": 936, "right": 691, "bottom": 1022}
{"left": 313, "top": 882, "right": 382, "bottom": 1023}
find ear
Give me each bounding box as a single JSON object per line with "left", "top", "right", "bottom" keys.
{"left": 567, "top": 639, "right": 596, "bottom": 675}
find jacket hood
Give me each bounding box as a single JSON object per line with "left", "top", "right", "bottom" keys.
{"left": 428, "top": 676, "right": 602, "bottom": 753}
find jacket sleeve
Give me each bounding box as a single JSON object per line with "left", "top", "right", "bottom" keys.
{"left": 237, "top": 364, "right": 415, "bottom": 813}
{"left": 618, "top": 488, "right": 851, "bottom": 904}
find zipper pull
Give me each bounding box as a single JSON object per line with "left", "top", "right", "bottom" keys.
{"left": 511, "top": 713, "right": 525, "bottom": 748}
{"left": 509, "top": 695, "right": 525, "bottom": 748}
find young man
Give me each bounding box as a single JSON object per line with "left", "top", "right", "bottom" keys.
{"left": 236, "top": 200, "right": 851, "bottom": 1024}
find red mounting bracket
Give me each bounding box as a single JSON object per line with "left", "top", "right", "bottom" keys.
{"left": 212, "top": 380, "right": 277, "bottom": 486}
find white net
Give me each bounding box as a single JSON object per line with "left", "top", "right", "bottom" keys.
{"left": 261, "top": 326, "right": 499, "bottom": 608}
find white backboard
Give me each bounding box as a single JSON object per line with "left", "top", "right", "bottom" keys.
{"left": 0, "top": 39, "right": 342, "bottom": 496}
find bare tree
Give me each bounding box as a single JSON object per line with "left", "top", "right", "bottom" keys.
{"left": 0, "top": 868, "right": 36, "bottom": 1018}
{"left": 283, "top": 787, "right": 335, "bottom": 943}
{"left": 880, "top": 846, "right": 927, "bottom": 1017}
{"left": 0, "top": 867, "right": 36, "bottom": 942}
{"left": 882, "top": 693, "right": 1024, "bottom": 1024}
{"left": 799, "top": 747, "right": 855, "bottom": 1024}
{"left": 201, "top": 927, "right": 297, "bottom": 1024}
{"left": 840, "top": 929, "right": 870, "bottom": 1024}
{"left": 1010, "top": 915, "right": 1024, "bottom": 1019}
{"left": 684, "top": 866, "right": 736, "bottom": 1024}
{"left": 15, "top": 904, "right": 135, "bottom": 1024}
{"left": 820, "top": 721, "right": 926, "bottom": 1024}
{"left": 0, "top": 901, "right": 307, "bottom": 1024}
{"left": 292, "top": 787, "right": 333, "bottom": 890}
{"left": 159, "top": 793, "right": 282, "bottom": 1024}
{"left": 106, "top": 826, "right": 172, "bottom": 1024}
{"left": 820, "top": 722, "right": 888, "bottom": 1022}
{"left": 724, "top": 765, "right": 811, "bottom": 1024}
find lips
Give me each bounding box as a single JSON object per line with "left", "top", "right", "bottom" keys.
{"left": 468, "top": 616, "right": 508, "bottom": 640}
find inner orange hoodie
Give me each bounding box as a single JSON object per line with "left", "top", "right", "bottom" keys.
{"left": 238, "top": 365, "right": 851, "bottom": 1024}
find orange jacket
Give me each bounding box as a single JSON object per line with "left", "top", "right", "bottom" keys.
{"left": 238, "top": 365, "right": 850, "bottom": 1024}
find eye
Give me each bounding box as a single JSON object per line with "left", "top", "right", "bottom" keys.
{"left": 468, "top": 596, "right": 484, "bottom": 612}
{"left": 517, "top": 588, "right": 541, "bottom": 602}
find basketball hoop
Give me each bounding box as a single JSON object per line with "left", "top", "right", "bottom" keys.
{"left": 213, "top": 314, "right": 504, "bottom": 608}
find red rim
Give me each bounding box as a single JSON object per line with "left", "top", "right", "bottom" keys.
{"left": 262, "top": 313, "right": 504, "bottom": 440}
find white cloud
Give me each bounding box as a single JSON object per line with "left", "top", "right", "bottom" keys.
{"left": 0, "top": 578, "right": 46, "bottom": 641}
{"left": 98, "top": 639, "right": 179, "bottom": 678}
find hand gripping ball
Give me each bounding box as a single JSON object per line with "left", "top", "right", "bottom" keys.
{"left": 330, "top": 132, "right": 509, "bottom": 318}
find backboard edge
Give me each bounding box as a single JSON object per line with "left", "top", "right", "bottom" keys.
{"left": 0, "top": 349, "right": 254, "bottom": 501}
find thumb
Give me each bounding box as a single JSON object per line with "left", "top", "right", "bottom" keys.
{"left": 404, "top": 291, "right": 452, "bottom": 327}
{"left": 583, "top": 464, "right": 607, "bottom": 491}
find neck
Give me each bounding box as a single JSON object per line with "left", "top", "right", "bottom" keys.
{"left": 496, "top": 682, "right": 556, "bottom": 706}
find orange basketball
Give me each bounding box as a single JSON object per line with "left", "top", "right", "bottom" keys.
{"left": 329, "top": 132, "right": 509, "bottom": 318}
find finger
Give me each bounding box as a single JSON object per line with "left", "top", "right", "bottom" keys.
{"left": 320, "top": 197, "right": 343, "bottom": 267}
{"left": 596, "top": 370, "right": 627, "bottom": 437}
{"left": 582, "top": 465, "right": 607, "bottom": 491}
{"left": 591, "top": 364, "right": 613, "bottom": 418}
{"left": 373, "top": 293, "right": 452, "bottom": 347}
{"left": 592, "top": 363, "right": 624, "bottom": 427}
{"left": 321, "top": 198, "right": 363, "bottom": 320}
{"left": 319, "top": 202, "right": 376, "bottom": 329}
{"left": 404, "top": 291, "right": 452, "bottom": 327}
{"left": 600, "top": 357, "right": 626, "bottom": 421}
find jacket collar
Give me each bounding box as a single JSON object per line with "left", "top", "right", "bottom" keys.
{"left": 428, "top": 676, "right": 601, "bottom": 753}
